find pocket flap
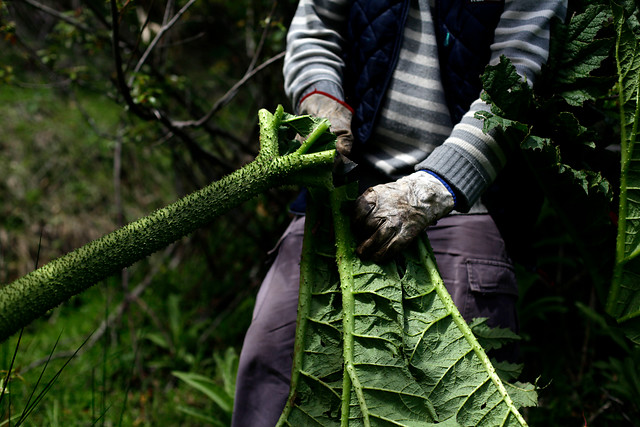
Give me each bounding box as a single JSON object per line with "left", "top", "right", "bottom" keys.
{"left": 466, "top": 258, "right": 517, "bottom": 296}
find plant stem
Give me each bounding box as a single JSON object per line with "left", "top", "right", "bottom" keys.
{"left": 296, "top": 119, "right": 330, "bottom": 155}
{"left": 275, "top": 200, "right": 317, "bottom": 427}
{"left": 0, "top": 108, "right": 335, "bottom": 342}
{"left": 258, "top": 105, "right": 283, "bottom": 159}
{"left": 608, "top": 8, "right": 635, "bottom": 315}
{"left": 330, "top": 190, "right": 354, "bottom": 426}
{"left": 418, "top": 237, "right": 528, "bottom": 426}
{"left": 330, "top": 188, "right": 370, "bottom": 427}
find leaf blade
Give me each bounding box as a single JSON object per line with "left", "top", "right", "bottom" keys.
{"left": 608, "top": 1, "right": 640, "bottom": 341}
{"left": 279, "top": 188, "right": 536, "bottom": 426}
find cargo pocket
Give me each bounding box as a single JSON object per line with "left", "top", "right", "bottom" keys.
{"left": 466, "top": 258, "right": 518, "bottom": 296}
{"left": 463, "top": 258, "right": 518, "bottom": 333}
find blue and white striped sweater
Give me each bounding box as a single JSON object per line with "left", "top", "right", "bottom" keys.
{"left": 283, "top": 0, "right": 567, "bottom": 211}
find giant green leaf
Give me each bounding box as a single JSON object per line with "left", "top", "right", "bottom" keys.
{"left": 277, "top": 187, "right": 536, "bottom": 426}
{"left": 478, "top": 55, "right": 616, "bottom": 300}
{"left": 545, "top": 2, "right": 614, "bottom": 106}
{"left": 476, "top": 0, "right": 640, "bottom": 345}
{"left": 607, "top": 0, "right": 640, "bottom": 344}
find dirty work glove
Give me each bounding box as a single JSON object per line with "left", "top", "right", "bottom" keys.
{"left": 353, "top": 171, "right": 456, "bottom": 263}
{"left": 299, "top": 92, "right": 354, "bottom": 157}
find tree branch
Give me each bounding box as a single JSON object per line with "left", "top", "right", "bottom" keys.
{"left": 247, "top": 0, "right": 278, "bottom": 73}
{"left": 172, "top": 0, "right": 283, "bottom": 130}
{"left": 20, "top": 0, "right": 92, "bottom": 33}
{"left": 130, "top": 0, "right": 198, "bottom": 83}
{"left": 109, "top": 0, "right": 234, "bottom": 175}
{"left": 173, "top": 51, "right": 286, "bottom": 129}
{"left": 110, "top": 0, "right": 155, "bottom": 121}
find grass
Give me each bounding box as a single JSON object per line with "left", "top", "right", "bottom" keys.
{"left": 0, "top": 280, "right": 234, "bottom": 426}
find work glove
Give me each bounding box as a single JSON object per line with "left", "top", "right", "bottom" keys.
{"left": 299, "top": 92, "right": 353, "bottom": 157}
{"left": 353, "top": 171, "right": 455, "bottom": 263}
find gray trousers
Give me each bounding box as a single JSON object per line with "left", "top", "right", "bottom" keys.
{"left": 231, "top": 214, "right": 518, "bottom": 427}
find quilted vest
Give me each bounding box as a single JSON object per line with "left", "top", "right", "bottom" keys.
{"left": 344, "top": 0, "right": 505, "bottom": 144}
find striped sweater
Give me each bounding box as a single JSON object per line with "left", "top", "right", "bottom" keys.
{"left": 283, "top": 0, "right": 567, "bottom": 211}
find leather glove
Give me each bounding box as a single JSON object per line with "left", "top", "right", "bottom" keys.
{"left": 353, "top": 171, "right": 455, "bottom": 263}
{"left": 299, "top": 92, "right": 354, "bottom": 157}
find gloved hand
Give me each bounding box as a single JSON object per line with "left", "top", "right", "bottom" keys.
{"left": 299, "top": 92, "right": 353, "bottom": 157}
{"left": 353, "top": 171, "right": 455, "bottom": 263}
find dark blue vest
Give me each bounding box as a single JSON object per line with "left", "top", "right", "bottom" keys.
{"left": 344, "top": 0, "right": 504, "bottom": 144}
{"left": 290, "top": 0, "right": 506, "bottom": 214}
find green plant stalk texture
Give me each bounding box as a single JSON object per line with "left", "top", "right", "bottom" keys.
{"left": 330, "top": 189, "right": 360, "bottom": 427}
{"left": 608, "top": 2, "right": 640, "bottom": 326}
{"left": 277, "top": 194, "right": 317, "bottom": 426}
{"left": 417, "top": 240, "right": 527, "bottom": 426}
{"left": 610, "top": 39, "right": 634, "bottom": 314}
{"left": 0, "top": 105, "right": 335, "bottom": 342}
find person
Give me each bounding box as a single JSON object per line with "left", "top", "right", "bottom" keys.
{"left": 232, "top": 0, "right": 567, "bottom": 425}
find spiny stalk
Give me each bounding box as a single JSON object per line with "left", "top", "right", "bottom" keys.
{"left": 418, "top": 237, "right": 529, "bottom": 426}
{"left": 0, "top": 107, "right": 336, "bottom": 342}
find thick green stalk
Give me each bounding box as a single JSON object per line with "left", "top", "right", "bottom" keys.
{"left": 610, "top": 12, "right": 629, "bottom": 311}
{"left": 607, "top": 5, "right": 640, "bottom": 315}
{"left": 330, "top": 188, "right": 370, "bottom": 427}
{"left": 418, "top": 237, "right": 528, "bottom": 426}
{"left": 0, "top": 108, "right": 335, "bottom": 342}
{"left": 276, "top": 192, "right": 318, "bottom": 427}
{"left": 258, "top": 104, "right": 284, "bottom": 159}
{"left": 296, "top": 119, "right": 330, "bottom": 155}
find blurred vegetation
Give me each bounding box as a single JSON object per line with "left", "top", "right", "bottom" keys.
{"left": 0, "top": 0, "right": 638, "bottom": 426}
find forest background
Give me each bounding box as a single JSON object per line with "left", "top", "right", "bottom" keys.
{"left": 0, "top": 0, "right": 638, "bottom": 425}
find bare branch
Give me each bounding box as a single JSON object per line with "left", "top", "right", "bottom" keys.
{"left": 162, "top": 0, "right": 176, "bottom": 26}
{"left": 173, "top": 51, "right": 286, "bottom": 129}
{"left": 171, "top": 2, "right": 283, "bottom": 130}
{"left": 130, "top": 0, "right": 198, "bottom": 83}
{"left": 109, "top": 0, "right": 235, "bottom": 176}
{"left": 110, "top": 0, "right": 154, "bottom": 121}
{"left": 247, "top": 0, "right": 279, "bottom": 73}
{"left": 21, "top": 0, "right": 92, "bottom": 33}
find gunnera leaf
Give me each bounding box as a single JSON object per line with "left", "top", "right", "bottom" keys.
{"left": 478, "top": 51, "right": 616, "bottom": 301}
{"left": 607, "top": 0, "right": 640, "bottom": 344}
{"left": 277, "top": 186, "right": 536, "bottom": 426}
{"left": 546, "top": 2, "right": 615, "bottom": 106}
{"left": 279, "top": 112, "right": 337, "bottom": 155}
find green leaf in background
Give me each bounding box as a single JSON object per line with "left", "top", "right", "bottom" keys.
{"left": 172, "top": 347, "right": 239, "bottom": 427}
{"left": 480, "top": 56, "right": 534, "bottom": 123}
{"left": 478, "top": 55, "right": 616, "bottom": 300}
{"left": 469, "top": 318, "right": 521, "bottom": 353}
{"left": 607, "top": 0, "right": 640, "bottom": 345}
{"left": 277, "top": 186, "right": 535, "bottom": 426}
{"left": 478, "top": 1, "right": 640, "bottom": 346}
{"left": 173, "top": 371, "right": 233, "bottom": 414}
{"left": 546, "top": 2, "right": 614, "bottom": 106}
